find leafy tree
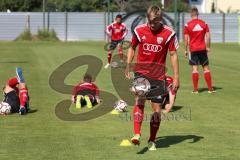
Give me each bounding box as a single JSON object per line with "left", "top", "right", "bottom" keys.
{"left": 0, "top": 0, "right": 186, "bottom": 12}
{"left": 164, "top": 0, "right": 189, "bottom": 12}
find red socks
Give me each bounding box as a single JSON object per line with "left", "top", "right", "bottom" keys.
{"left": 148, "top": 112, "right": 161, "bottom": 142}
{"left": 133, "top": 104, "right": 144, "bottom": 135}
{"left": 192, "top": 71, "right": 213, "bottom": 91}
{"left": 7, "top": 77, "right": 19, "bottom": 88}
{"left": 108, "top": 47, "right": 123, "bottom": 63}
{"left": 204, "top": 71, "right": 213, "bottom": 91}
{"left": 133, "top": 103, "right": 161, "bottom": 142}
{"left": 118, "top": 47, "right": 123, "bottom": 60}
{"left": 192, "top": 71, "right": 199, "bottom": 91}
{"left": 107, "top": 51, "right": 112, "bottom": 64}
{"left": 19, "top": 88, "right": 28, "bottom": 108}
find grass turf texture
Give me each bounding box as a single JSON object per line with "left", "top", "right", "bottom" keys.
{"left": 0, "top": 41, "right": 240, "bottom": 160}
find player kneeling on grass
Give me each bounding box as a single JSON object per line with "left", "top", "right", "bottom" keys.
{"left": 71, "top": 74, "right": 101, "bottom": 109}
{"left": 1, "top": 67, "right": 30, "bottom": 115}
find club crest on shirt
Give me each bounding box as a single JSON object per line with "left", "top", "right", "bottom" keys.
{"left": 157, "top": 37, "right": 163, "bottom": 44}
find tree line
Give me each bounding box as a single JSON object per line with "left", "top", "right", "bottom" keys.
{"left": 0, "top": 0, "right": 189, "bottom": 12}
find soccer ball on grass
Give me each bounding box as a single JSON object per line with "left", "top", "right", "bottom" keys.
{"left": 0, "top": 102, "right": 11, "bottom": 115}
{"left": 114, "top": 100, "right": 127, "bottom": 112}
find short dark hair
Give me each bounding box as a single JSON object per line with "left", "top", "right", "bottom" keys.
{"left": 116, "top": 14, "right": 122, "bottom": 19}
{"left": 191, "top": 7, "right": 199, "bottom": 16}
{"left": 83, "top": 74, "right": 92, "bottom": 83}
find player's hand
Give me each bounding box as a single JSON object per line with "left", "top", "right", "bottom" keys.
{"left": 172, "top": 77, "right": 180, "bottom": 91}
{"left": 165, "top": 104, "right": 172, "bottom": 113}
{"left": 96, "top": 98, "right": 102, "bottom": 104}
{"left": 125, "top": 64, "right": 131, "bottom": 79}
{"left": 206, "top": 47, "right": 211, "bottom": 53}
{"left": 184, "top": 51, "right": 188, "bottom": 58}
{"left": 206, "top": 48, "right": 211, "bottom": 57}
{"left": 71, "top": 96, "right": 75, "bottom": 103}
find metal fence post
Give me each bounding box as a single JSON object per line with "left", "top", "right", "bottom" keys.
{"left": 65, "top": 11, "right": 68, "bottom": 41}
{"left": 222, "top": 13, "right": 225, "bottom": 43}
{"left": 238, "top": 14, "right": 240, "bottom": 43}
{"left": 43, "top": 0, "right": 46, "bottom": 29}
{"left": 47, "top": 12, "right": 50, "bottom": 31}
{"left": 104, "top": 12, "right": 106, "bottom": 41}
{"left": 182, "top": 13, "right": 185, "bottom": 42}
{"left": 26, "top": 13, "right": 30, "bottom": 30}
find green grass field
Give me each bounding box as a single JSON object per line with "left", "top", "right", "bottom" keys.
{"left": 0, "top": 41, "right": 239, "bottom": 160}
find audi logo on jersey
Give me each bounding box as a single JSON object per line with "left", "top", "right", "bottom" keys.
{"left": 143, "top": 43, "right": 162, "bottom": 52}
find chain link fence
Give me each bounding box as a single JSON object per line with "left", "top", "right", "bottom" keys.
{"left": 0, "top": 12, "right": 239, "bottom": 42}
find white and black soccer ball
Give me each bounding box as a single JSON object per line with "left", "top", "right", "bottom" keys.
{"left": 131, "top": 77, "right": 151, "bottom": 96}
{"left": 114, "top": 100, "right": 127, "bottom": 112}
{"left": 0, "top": 102, "right": 11, "bottom": 115}
{"left": 111, "top": 61, "right": 118, "bottom": 68}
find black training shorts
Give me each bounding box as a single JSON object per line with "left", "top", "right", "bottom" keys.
{"left": 3, "top": 90, "right": 20, "bottom": 113}
{"left": 134, "top": 72, "right": 168, "bottom": 104}
{"left": 189, "top": 50, "right": 209, "bottom": 66}
{"left": 109, "top": 39, "right": 123, "bottom": 50}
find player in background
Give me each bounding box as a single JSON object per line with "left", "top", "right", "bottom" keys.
{"left": 72, "top": 74, "right": 101, "bottom": 109}
{"left": 2, "top": 67, "right": 30, "bottom": 115}
{"left": 125, "top": 6, "right": 179, "bottom": 151}
{"left": 105, "top": 14, "right": 128, "bottom": 69}
{"left": 184, "top": 7, "right": 215, "bottom": 94}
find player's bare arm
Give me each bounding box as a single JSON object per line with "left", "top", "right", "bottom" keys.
{"left": 206, "top": 32, "right": 211, "bottom": 52}
{"left": 71, "top": 95, "right": 75, "bottom": 103}
{"left": 125, "top": 46, "right": 136, "bottom": 79}
{"left": 184, "top": 34, "right": 189, "bottom": 58}
{"left": 170, "top": 51, "right": 180, "bottom": 91}
{"left": 106, "top": 25, "right": 112, "bottom": 38}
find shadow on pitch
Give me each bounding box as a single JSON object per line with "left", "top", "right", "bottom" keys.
{"left": 198, "top": 86, "right": 222, "bottom": 93}
{"left": 170, "top": 105, "right": 184, "bottom": 112}
{"left": 9, "top": 109, "right": 38, "bottom": 115}
{"left": 27, "top": 109, "right": 38, "bottom": 114}
{"left": 137, "top": 135, "right": 204, "bottom": 154}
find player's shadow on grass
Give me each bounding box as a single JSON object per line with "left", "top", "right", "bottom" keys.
{"left": 28, "top": 109, "right": 38, "bottom": 114}
{"left": 170, "top": 105, "right": 183, "bottom": 112}
{"left": 137, "top": 135, "right": 203, "bottom": 154}
{"left": 198, "top": 86, "right": 222, "bottom": 93}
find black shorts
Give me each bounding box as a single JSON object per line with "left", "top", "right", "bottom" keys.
{"left": 3, "top": 90, "right": 20, "bottom": 113}
{"left": 76, "top": 89, "right": 96, "bottom": 97}
{"left": 189, "top": 50, "right": 209, "bottom": 66}
{"left": 134, "top": 72, "right": 168, "bottom": 104}
{"left": 76, "top": 95, "right": 98, "bottom": 106}
{"left": 76, "top": 90, "right": 98, "bottom": 106}
{"left": 109, "top": 40, "right": 123, "bottom": 50}
{"left": 80, "top": 97, "right": 97, "bottom": 106}
{"left": 161, "top": 94, "right": 169, "bottom": 109}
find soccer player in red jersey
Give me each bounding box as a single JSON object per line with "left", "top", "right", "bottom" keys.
{"left": 125, "top": 6, "right": 179, "bottom": 150}
{"left": 105, "top": 14, "right": 128, "bottom": 69}
{"left": 184, "top": 7, "right": 215, "bottom": 93}
{"left": 71, "top": 74, "right": 100, "bottom": 109}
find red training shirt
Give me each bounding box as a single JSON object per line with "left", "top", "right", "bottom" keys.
{"left": 72, "top": 82, "right": 99, "bottom": 97}
{"left": 106, "top": 22, "right": 128, "bottom": 41}
{"left": 184, "top": 18, "right": 209, "bottom": 52}
{"left": 132, "top": 23, "right": 179, "bottom": 80}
